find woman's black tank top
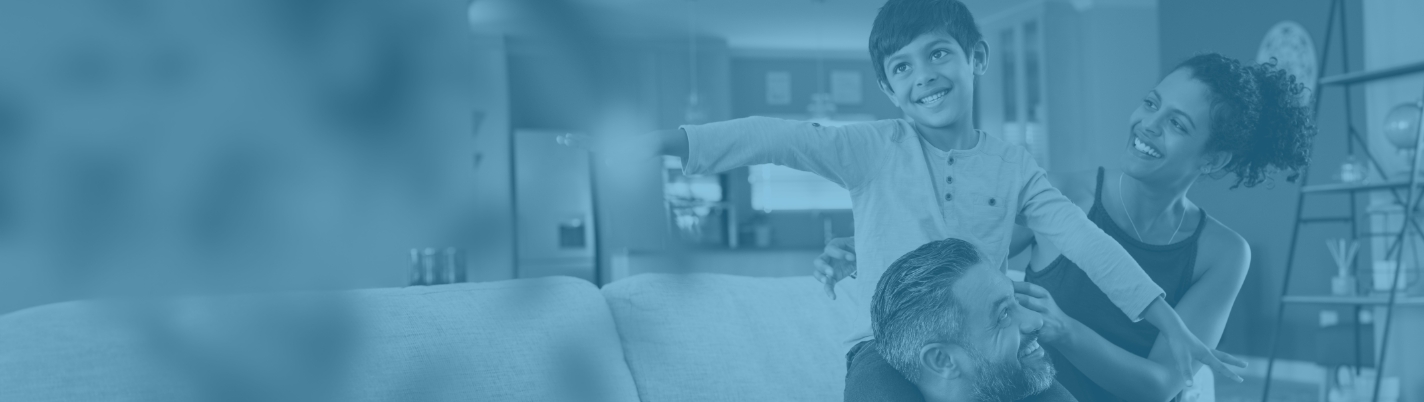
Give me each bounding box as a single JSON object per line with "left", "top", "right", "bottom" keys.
{"left": 1024, "top": 167, "right": 1206, "bottom": 402}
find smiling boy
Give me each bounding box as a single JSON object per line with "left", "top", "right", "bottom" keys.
{"left": 559, "top": 0, "right": 1237, "bottom": 396}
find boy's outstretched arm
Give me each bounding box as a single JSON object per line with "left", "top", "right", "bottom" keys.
{"left": 563, "top": 117, "right": 893, "bottom": 188}
{"left": 1017, "top": 167, "right": 1243, "bottom": 384}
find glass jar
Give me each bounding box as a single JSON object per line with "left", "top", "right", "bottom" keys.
{"left": 1338, "top": 154, "right": 1368, "bottom": 183}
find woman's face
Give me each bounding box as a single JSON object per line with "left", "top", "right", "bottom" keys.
{"left": 1121, "top": 67, "right": 1219, "bottom": 183}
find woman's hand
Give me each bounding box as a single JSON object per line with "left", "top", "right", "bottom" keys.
{"left": 1161, "top": 323, "right": 1246, "bottom": 385}
{"left": 1143, "top": 298, "right": 1247, "bottom": 385}
{"left": 1013, "top": 281, "right": 1074, "bottom": 345}
{"left": 812, "top": 237, "right": 857, "bottom": 299}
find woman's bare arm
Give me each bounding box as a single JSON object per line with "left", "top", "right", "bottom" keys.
{"left": 1051, "top": 219, "right": 1250, "bottom": 401}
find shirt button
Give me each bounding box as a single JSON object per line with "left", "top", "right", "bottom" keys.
{"left": 811, "top": 122, "right": 821, "bottom": 127}
{"left": 989, "top": 198, "right": 997, "bottom": 206}
{"left": 944, "top": 193, "right": 953, "bottom": 201}
{"left": 947, "top": 157, "right": 955, "bottom": 166}
{"left": 945, "top": 176, "right": 953, "bottom": 184}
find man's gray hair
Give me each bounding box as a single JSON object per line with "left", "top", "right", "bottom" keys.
{"left": 870, "top": 238, "right": 982, "bottom": 384}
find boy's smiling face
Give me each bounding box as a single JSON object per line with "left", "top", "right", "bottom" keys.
{"left": 877, "top": 32, "right": 987, "bottom": 131}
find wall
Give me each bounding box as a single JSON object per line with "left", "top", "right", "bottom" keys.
{"left": 728, "top": 54, "right": 902, "bottom": 121}
{"left": 1159, "top": 0, "right": 1367, "bottom": 363}
{"left": 468, "top": 34, "right": 515, "bottom": 282}
{"left": 0, "top": 0, "right": 491, "bottom": 314}
{"left": 1361, "top": 0, "right": 1424, "bottom": 397}
{"left": 1046, "top": 2, "right": 1161, "bottom": 176}
{"left": 974, "top": 1, "right": 1161, "bottom": 177}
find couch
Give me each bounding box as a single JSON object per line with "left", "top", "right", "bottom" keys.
{"left": 0, "top": 273, "right": 1212, "bottom": 401}
{"left": 0, "top": 274, "right": 861, "bottom": 401}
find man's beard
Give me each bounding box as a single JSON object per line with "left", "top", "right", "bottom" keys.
{"left": 965, "top": 340, "right": 1056, "bottom": 402}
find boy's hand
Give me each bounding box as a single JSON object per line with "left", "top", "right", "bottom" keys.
{"left": 1154, "top": 309, "right": 1247, "bottom": 385}
{"left": 1013, "top": 281, "right": 1072, "bottom": 345}
{"left": 812, "top": 237, "right": 857, "bottom": 299}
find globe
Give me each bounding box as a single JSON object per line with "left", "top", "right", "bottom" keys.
{"left": 1384, "top": 102, "right": 1423, "bottom": 149}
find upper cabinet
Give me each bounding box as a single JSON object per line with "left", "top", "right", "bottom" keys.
{"left": 979, "top": 1, "right": 1161, "bottom": 174}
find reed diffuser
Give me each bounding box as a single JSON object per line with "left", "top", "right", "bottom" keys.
{"left": 1327, "top": 238, "right": 1359, "bottom": 296}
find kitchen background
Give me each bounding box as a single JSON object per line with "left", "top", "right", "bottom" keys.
{"left": 1, "top": 0, "right": 1422, "bottom": 400}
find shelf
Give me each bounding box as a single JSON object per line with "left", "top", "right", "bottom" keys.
{"left": 1300, "top": 180, "right": 1415, "bottom": 194}
{"left": 1282, "top": 295, "right": 1424, "bottom": 306}
{"left": 1300, "top": 216, "right": 1352, "bottom": 224}
{"left": 1318, "top": 60, "right": 1424, "bottom": 86}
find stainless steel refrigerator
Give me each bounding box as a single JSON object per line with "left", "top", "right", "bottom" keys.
{"left": 512, "top": 129, "right": 597, "bottom": 282}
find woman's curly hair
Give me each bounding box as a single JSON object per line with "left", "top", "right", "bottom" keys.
{"left": 1175, "top": 53, "right": 1317, "bottom": 189}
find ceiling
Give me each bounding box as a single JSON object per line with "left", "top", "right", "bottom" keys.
{"left": 470, "top": 0, "right": 1035, "bottom": 52}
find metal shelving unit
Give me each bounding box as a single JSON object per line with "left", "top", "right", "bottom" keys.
{"left": 1282, "top": 295, "right": 1424, "bottom": 306}
{"left": 1261, "top": 1, "right": 1424, "bottom": 401}
{"left": 1300, "top": 179, "right": 1416, "bottom": 194}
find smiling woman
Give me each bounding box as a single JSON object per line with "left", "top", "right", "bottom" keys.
{"left": 1123, "top": 54, "right": 1313, "bottom": 191}
{"left": 1016, "top": 53, "right": 1316, "bottom": 402}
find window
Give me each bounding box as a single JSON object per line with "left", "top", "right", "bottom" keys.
{"left": 1001, "top": 28, "right": 1018, "bottom": 123}
{"left": 999, "top": 19, "right": 1049, "bottom": 168}
{"left": 1022, "top": 20, "right": 1048, "bottom": 166}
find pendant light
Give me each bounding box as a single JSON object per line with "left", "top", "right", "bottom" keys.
{"left": 683, "top": 0, "right": 708, "bottom": 124}
{"left": 807, "top": 0, "right": 836, "bottom": 123}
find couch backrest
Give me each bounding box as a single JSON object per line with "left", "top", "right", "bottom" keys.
{"left": 341, "top": 277, "right": 640, "bottom": 402}
{"left": 0, "top": 277, "right": 641, "bottom": 402}
{"left": 602, "top": 273, "right": 862, "bottom": 402}
{"left": 0, "top": 300, "right": 189, "bottom": 401}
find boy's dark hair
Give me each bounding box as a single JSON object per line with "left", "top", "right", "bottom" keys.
{"left": 1174, "top": 53, "right": 1317, "bottom": 189}
{"left": 869, "top": 0, "right": 983, "bottom": 88}
{"left": 870, "top": 238, "right": 982, "bottom": 384}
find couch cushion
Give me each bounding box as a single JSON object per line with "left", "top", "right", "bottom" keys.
{"left": 602, "top": 273, "right": 862, "bottom": 402}
{"left": 0, "top": 276, "right": 641, "bottom": 402}
{"left": 343, "top": 277, "right": 640, "bottom": 402}
{"left": 341, "top": 276, "right": 637, "bottom": 402}
{"left": 0, "top": 301, "right": 194, "bottom": 401}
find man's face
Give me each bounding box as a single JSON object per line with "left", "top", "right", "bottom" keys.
{"left": 878, "top": 32, "right": 982, "bottom": 130}
{"left": 949, "top": 264, "right": 1054, "bottom": 402}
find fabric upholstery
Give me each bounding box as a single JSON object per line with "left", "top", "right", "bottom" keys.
{"left": 0, "top": 301, "right": 194, "bottom": 401}
{"left": 0, "top": 277, "right": 640, "bottom": 402}
{"left": 341, "top": 277, "right": 640, "bottom": 402}
{"left": 602, "top": 273, "right": 861, "bottom": 402}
